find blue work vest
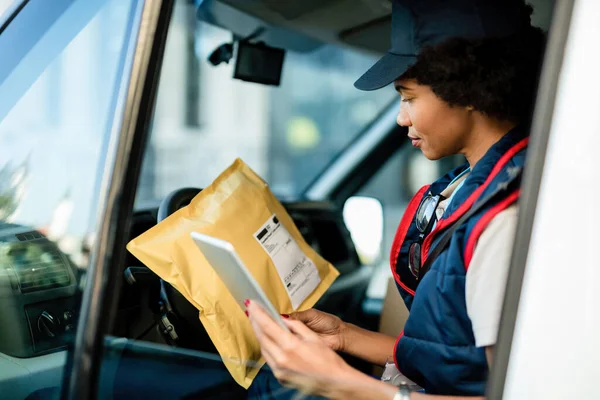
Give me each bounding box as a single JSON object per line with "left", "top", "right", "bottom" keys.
{"left": 390, "top": 126, "right": 528, "bottom": 395}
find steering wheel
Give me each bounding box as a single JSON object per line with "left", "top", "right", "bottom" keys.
{"left": 153, "top": 187, "right": 218, "bottom": 353}
{"left": 156, "top": 187, "right": 202, "bottom": 222}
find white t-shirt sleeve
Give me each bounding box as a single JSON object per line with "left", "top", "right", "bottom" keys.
{"left": 465, "top": 205, "right": 518, "bottom": 348}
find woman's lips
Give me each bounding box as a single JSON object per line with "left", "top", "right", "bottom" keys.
{"left": 408, "top": 136, "right": 421, "bottom": 147}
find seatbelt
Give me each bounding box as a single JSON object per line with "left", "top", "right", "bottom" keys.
{"left": 418, "top": 167, "right": 523, "bottom": 282}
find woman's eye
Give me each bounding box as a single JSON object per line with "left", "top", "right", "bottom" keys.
{"left": 401, "top": 98, "right": 413, "bottom": 103}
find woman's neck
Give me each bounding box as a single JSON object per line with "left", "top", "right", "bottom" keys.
{"left": 463, "top": 117, "right": 517, "bottom": 168}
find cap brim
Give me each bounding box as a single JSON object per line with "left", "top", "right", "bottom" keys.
{"left": 354, "top": 52, "right": 417, "bottom": 91}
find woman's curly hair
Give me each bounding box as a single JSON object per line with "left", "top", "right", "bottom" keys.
{"left": 401, "top": 8, "right": 546, "bottom": 123}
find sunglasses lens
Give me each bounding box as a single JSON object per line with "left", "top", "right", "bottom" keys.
{"left": 416, "top": 195, "right": 438, "bottom": 232}
{"left": 408, "top": 242, "right": 421, "bottom": 279}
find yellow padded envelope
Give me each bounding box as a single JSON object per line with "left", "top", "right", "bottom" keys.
{"left": 127, "top": 158, "right": 339, "bottom": 388}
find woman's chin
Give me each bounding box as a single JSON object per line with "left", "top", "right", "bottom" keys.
{"left": 420, "top": 148, "right": 443, "bottom": 161}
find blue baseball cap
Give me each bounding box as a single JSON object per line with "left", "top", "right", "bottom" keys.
{"left": 354, "top": 0, "right": 532, "bottom": 91}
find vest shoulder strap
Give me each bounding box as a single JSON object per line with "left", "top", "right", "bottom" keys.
{"left": 418, "top": 167, "right": 523, "bottom": 282}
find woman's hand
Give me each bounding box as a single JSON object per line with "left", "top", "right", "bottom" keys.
{"left": 247, "top": 300, "right": 358, "bottom": 398}
{"left": 287, "top": 308, "right": 347, "bottom": 352}
{"left": 289, "top": 308, "right": 398, "bottom": 367}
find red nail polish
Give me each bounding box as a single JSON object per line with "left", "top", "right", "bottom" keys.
{"left": 245, "top": 310, "right": 249, "bottom": 317}
{"left": 244, "top": 299, "right": 250, "bottom": 307}
{"left": 281, "top": 314, "right": 289, "bottom": 319}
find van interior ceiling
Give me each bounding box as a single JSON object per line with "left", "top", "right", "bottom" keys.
{"left": 199, "top": 0, "right": 554, "bottom": 55}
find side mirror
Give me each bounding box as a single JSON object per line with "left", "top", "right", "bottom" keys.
{"left": 343, "top": 196, "right": 384, "bottom": 265}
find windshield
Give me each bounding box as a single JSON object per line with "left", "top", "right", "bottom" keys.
{"left": 0, "top": 1, "right": 12, "bottom": 17}
{"left": 135, "top": 13, "right": 395, "bottom": 207}
{"left": 0, "top": 0, "right": 145, "bottom": 398}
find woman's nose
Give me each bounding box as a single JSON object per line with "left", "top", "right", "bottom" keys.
{"left": 396, "top": 106, "right": 411, "bottom": 127}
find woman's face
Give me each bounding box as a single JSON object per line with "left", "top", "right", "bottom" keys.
{"left": 395, "top": 78, "right": 473, "bottom": 160}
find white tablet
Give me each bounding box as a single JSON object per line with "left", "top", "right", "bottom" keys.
{"left": 190, "top": 231, "right": 289, "bottom": 331}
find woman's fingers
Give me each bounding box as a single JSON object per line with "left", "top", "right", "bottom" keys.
{"left": 248, "top": 311, "right": 281, "bottom": 366}
{"left": 283, "top": 319, "right": 321, "bottom": 342}
{"left": 248, "top": 311, "right": 301, "bottom": 387}
{"left": 248, "top": 301, "right": 297, "bottom": 346}
{"left": 249, "top": 301, "right": 322, "bottom": 345}
{"left": 248, "top": 301, "right": 355, "bottom": 397}
{"left": 289, "top": 308, "right": 318, "bottom": 323}
{"left": 247, "top": 301, "right": 300, "bottom": 365}
{"left": 248, "top": 302, "right": 336, "bottom": 384}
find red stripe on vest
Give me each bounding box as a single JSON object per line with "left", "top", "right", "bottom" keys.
{"left": 463, "top": 189, "right": 520, "bottom": 270}
{"left": 421, "top": 137, "right": 528, "bottom": 263}
{"left": 394, "top": 330, "right": 404, "bottom": 369}
{"left": 390, "top": 185, "right": 430, "bottom": 296}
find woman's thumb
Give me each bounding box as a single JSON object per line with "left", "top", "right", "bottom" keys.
{"left": 286, "top": 309, "right": 316, "bottom": 323}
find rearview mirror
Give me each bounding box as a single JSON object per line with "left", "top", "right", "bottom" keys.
{"left": 234, "top": 41, "right": 285, "bottom": 86}
{"left": 343, "top": 196, "right": 384, "bottom": 265}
